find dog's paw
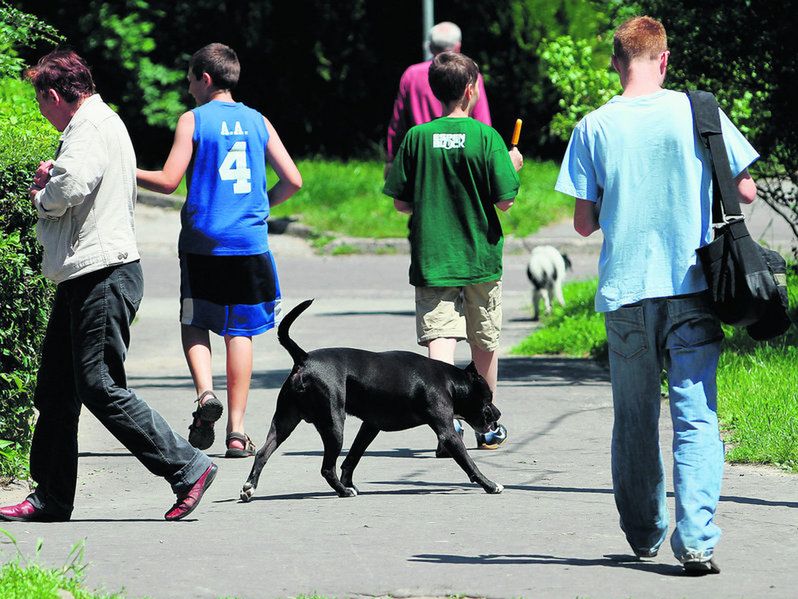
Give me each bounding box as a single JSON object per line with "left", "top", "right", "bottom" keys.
{"left": 486, "top": 483, "right": 504, "bottom": 494}
{"left": 240, "top": 483, "right": 254, "bottom": 503}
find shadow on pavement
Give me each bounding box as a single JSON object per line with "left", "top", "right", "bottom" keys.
{"left": 249, "top": 369, "right": 292, "bottom": 390}
{"left": 182, "top": 357, "right": 611, "bottom": 393}
{"left": 127, "top": 357, "right": 608, "bottom": 392}
{"left": 206, "top": 475, "right": 797, "bottom": 509}
{"left": 70, "top": 518, "right": 169, "bottom": 523}
{"left": 499, "top": 356, "right": 609, "bottom": 385}
{"left": 314, "top": 310, "right": 415, "bottom": 318}
{"left": 127, "top": 375, "right": 194, "bottom": 390}
{"left": 215, "top": 486, "right": 472, "bottom": 503}
{"left": 129, "top": 369, "right": 293, "bottom": 391}
{"left": 369, "top": 480, "right": 798, "bottom": 509}
{"left": 283, "top": 447, "right": 432, "bottom": 459}
{"left": 507, "top": 315, "right": 537, "bottom": 323}
{"left": 408, "top": 552, "right": 685, "bottom": 576}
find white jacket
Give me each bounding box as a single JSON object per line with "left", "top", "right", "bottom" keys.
{"left": 34, "top": 94, "right": 140, "bottom": 283}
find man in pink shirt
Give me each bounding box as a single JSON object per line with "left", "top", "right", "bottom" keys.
{"left": 385, "top": 21, "right": 491, "bottom": 176}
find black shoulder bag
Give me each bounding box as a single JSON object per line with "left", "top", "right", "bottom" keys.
{"left": 688, "top": 90, "right": 791, "bottom": 341}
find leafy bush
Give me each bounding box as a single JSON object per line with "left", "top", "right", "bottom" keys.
{"left": 539, "top": 36, "right": 620, "bottom": 141}
{"left": 0, "top": 77, "right": 58, "bottom": 475}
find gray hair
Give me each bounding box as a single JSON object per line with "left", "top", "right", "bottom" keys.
{"left": 428, "top": 21, "right": 462, "bottom": 54}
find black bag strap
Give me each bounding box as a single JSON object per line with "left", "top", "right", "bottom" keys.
{"left": 687, "top": 90, "right": 743, "bottom": 224}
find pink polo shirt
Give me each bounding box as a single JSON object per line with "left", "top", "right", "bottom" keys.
{"left": 385, "top": 60, "right": 492, "bottom": 161}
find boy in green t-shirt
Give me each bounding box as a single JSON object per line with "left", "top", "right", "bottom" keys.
{"left": 383, "top": 51, "right": 523, "bottom": 451}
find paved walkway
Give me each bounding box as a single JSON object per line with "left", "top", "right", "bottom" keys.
{"left": 1, "top": 204, "right": 796, "bottom": 599}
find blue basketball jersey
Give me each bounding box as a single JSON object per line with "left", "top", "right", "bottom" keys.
{"left": 180, "top": 101, "right": 271, "bottom": 255}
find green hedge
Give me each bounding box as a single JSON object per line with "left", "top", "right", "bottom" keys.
{"left": 0, "top": 77, "right": 58, "bottom": 476}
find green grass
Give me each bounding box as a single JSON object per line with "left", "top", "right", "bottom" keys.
{"left": 174, "top": 176, "right": 187, "bottom": 197}
{"left": 512, "top": 270, "right": 798, "bottom": 472}
{"left": 717, "top": 342, "right": 798, "bottom": 470}
{"left": 511, "top": 279, "right": 607, "bottom": 360}
{"left": 0, "top": 532, "right": 125, "bottom": 599}
{"left": 267, "top": 158, "right": 568, "bottom": 239}
{"left": 714, "top": 273, "right": 798, "bottom": 471}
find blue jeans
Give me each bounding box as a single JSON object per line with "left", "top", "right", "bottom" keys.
{"left": 604, "top": 292, "right": 724, "bottom": 561}
{"left": 28, "top": 262, "right": 211, "bottom": 518}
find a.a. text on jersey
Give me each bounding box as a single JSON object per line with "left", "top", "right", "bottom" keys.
{"left": 220, "top": 121, "right": 248, "bottom": 136}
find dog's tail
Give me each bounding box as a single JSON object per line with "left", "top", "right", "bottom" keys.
{"left": 278, "top": 299, "right": 312, "bottom": 364}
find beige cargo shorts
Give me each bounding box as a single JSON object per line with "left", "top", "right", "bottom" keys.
{"left": 415, "top": 280, "right": 502, "bottom": 351}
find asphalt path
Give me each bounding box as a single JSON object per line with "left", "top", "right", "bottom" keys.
{"left": 0, "top": 204, "right": 795, "bottom": 599}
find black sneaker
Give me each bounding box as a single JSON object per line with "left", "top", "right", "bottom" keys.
{"left": 683, "top": 557, "right": 720, "bottom": 576}
{"left": 475, "top": 423, "right": 508, "bottom": 449}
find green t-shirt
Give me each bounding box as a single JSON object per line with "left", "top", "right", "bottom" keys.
{"left": 383, "top": 117, "right": 520, "bottom": 287}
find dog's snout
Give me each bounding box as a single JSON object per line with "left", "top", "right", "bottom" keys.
{"left": 490, "top": 404, "right": 501, "bottom": 422}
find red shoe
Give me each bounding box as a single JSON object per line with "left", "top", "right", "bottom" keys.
{"left": 0, "top": 499, "right": 69, "bottom": 522}
{"left": 164, "top": 464, "right": 217, "bottom": 521}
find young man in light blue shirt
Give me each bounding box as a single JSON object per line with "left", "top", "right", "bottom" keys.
{"left": 555, "top": 16, "right": 758, "bottom": 575}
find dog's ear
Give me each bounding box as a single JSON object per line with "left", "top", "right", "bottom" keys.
{"left": 562, "top": 253, "right": 572, "bottom": 270}
{"left": 463, "top": 361, "right": 479, "bottom": 377}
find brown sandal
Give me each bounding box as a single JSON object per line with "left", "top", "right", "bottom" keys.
{"left": 187, "top": 391, "right": 224, "bottom": 450}
{"left": 225, "top": 432, "right": 255, "bottom": 458}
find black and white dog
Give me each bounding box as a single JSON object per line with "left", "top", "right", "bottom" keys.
{"left": 240, "top": 299, "right": 503, "bottom": 501}
{"left": 526, "top": 245, "right": 572, "bottom": 321}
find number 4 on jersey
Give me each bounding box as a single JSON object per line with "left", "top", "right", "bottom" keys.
{"left": 218, "top": 141, "right": 252, "bottom": 194}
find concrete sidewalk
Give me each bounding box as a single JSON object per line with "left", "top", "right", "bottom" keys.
{"left": 1, "top": 204, "right": 796, "bottom": 599}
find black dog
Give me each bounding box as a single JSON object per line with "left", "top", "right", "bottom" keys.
{"left": 240, "top": 299, "right": 503, "bottom": 501}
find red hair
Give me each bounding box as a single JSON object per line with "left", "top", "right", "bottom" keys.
{"left": 25, "top": 49, "right": 95, "bottom": 102}
{"left": 613, "top": 16, "right": 668, "bottom": 66}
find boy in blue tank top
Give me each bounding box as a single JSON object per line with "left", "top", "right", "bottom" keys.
{"left": 137, "top": 43, "right": 302, "bottom": 458}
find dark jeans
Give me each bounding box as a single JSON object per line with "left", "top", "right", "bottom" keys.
{"left": 28, "top": 261, "right": 211, "bottom": 518}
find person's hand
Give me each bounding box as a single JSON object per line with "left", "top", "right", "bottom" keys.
{"left": 509, "top": 147, "right": 523, "bottom": 172}
{"left": 33, "top": 160, "right": 54, "bottom": 189}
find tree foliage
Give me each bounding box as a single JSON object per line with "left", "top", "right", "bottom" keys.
{"left": 0, "top": 1, "right": 61, "bottom": 78}
{"left": 540, "top": 35, "right": 620, "bottom": 140}
{"left": 637, "top": 0, "right": 798, "bottom": 251}
{"left": 18, "top": 0, "right": 610, "bottom": 161}
{"left": 79, "top": 0, "right": 185, "bottom": 129}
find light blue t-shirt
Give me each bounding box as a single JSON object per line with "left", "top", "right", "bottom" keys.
{"left": 180, "top": 101, "right": 271, "bottom": 256}
{"left": 555, "top": 89, "right": 759, "bottom": 312}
